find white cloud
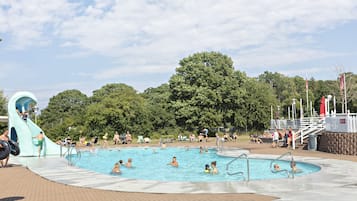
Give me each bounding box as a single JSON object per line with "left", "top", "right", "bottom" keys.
{"left": 92, "top": 64, "right": 175, "bottom": 80}
{"left": 0, "top": 0, "right": 75, "bottom": 49}
{"left": 1, "top": 0, "right": 357, "bottom": 80}
{"left": 54, "top": 0, "right": 357, "bottom": 68}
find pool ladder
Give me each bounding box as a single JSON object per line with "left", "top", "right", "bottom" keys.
{"left": 226, "top": 153, "right": 250, "bottom": 181}
{"left": 61, "top": 145, "right": 81, "bottom": 166}
{"left": 270, "top": 152, "right": 295, "bottom": 179}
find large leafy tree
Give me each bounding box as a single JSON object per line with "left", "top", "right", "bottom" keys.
{"left": 142, "top": 84, "right": 176, "bottom": 132}
{"left": 258, "top": 71, "right": 301, "bottom": 117}
{"left": 39, "top": 89, "right": 88, "bottom": 141}
{"left": 243, "top": 78, "right": 277, "bottom": 130}
{"left": 85, "top": 83, "right": 152, "bottom": 138}
{"left": 169, "top": 52, "right": 245, "bottom": 130}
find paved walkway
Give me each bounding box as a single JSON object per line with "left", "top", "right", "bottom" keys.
{"left": 2, "top": 140, "right": 357, "bottom": 201}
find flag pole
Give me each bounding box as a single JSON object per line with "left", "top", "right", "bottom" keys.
{"left": 344, "top": 73, "right": 347, "bottom": 113}
{"left": 306, "top": 78, "right": 309, "bottom": 117}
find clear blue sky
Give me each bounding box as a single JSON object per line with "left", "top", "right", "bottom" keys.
{"left": 1, "top": 0, "right": 357, "bottom": 109}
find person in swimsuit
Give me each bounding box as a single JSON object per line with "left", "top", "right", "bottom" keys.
{"left": 125, "top": 158, "right": 133, "bottom": 168}
{"left": 204, "top": 164, "right": 211, "bottom": 173}
{"left": 35, "top": 131, "right": 44, "bottom": 157}
{"left": 0, "top": 130, "right": 10, "bottom": 167}
{"left": 112, "top": 162, "right": 121, "bottom": 174}
{"left": 168, "top": 156, "right": 178, "bottom": 167}
{"left": 211, "top": 161, "right": 218, "bottom": 174}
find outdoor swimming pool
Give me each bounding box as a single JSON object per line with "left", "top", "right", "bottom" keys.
{"left": 71, "top": 147, "right": 320, "bottom": 182}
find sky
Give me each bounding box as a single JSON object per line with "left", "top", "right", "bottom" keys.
{"left": 1, "top": 0, "right": 357, "bottom": 109}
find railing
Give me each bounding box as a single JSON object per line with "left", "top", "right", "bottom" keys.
{"left": 60, "top": 144, "right": 70, "bottom": 157}
{"left": 226, "top": 153, "right": 250, "bottom": 181}
{"left": 61, "top": 145, "right": 81, "bottom": 166}
{"left": 270, "top": 152, "right": 294, "bottom": 179}
{"left": 217, "top": 138, "right": 224, "bottom": 152}
{"left": 293, "top": 117, "right": 325, "bottom": 149}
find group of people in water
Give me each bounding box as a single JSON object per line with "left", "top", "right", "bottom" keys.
{"left": 273, "top": 159, "right": 300, "bottom": 173}
{"left": 111, "top": 151, "right": 219, "bottom": 175}
{"left": 111, "top": 158, "right": 133, "bottom": 174}
{"left": 111, "top": 153, "right": 219, "bottom": 175}
{"left": 167, "top": 156, "right": 219, "bottom": 174}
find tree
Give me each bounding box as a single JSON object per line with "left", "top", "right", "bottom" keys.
{"left": 142, "top": 84, "right": 176, "bottom": 133}
{"left": 243, "top": 78, "right": 277, "bottom": 130}
{"left": 39, "top": 89, "right": 88, "bottom": 141}
{"left": 258, "top": 71, "right": 301, "bottom": 118}
{"left": 85, "top": 83, "right": 152, "bottom": 138}
{"left": 169, "top": 51, "right": 246, "bottom": 130}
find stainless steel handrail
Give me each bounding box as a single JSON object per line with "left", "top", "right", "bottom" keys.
{"left": 226, "top": 153, "right": 250, "bottom": 181}
{"left": 270, "top": 152, "right": 295, "bottom": 178}
{"left": 61, "top": 145, "right": 81, "bottom": 166}
{"left": 217, "top": 138, "right": 224, "bottom": 152}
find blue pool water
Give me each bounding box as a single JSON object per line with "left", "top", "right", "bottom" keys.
{"left": 71, "top": 147, "right": 320, "bottom": 182}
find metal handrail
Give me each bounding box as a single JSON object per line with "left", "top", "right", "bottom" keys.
{"left": 61, "top": 145, "right": 81, "bottom": 166}
{"left": 60, "top": 144, "right": 70, "bottom": 157}
{"left": 270, "top": 152, "right": 294, "bottom": 178}
{"left": 226, "top": 153, "right": 250, "bottom": 181}
{"left": 217, "top": 138, "right": 224, "bottom": 152}
{"left": 66, "top": 146, "right": 81, "bottom": 166}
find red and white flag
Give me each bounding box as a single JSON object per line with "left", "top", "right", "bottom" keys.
{"left": 305, "top": 79, "right": 308, "bottom": 90}
{"left": 340, "top": 74, "right": 345, "bottom": 90}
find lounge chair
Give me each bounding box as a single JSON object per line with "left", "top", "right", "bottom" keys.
{"left": 137, "top": 135, "right": 144, "bottom": 143}
{"left": 144, "top": 137, "right": 151, "bottom": 143}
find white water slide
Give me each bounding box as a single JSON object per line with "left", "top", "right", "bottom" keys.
{"left": 8, "top": 91, "right": 61, "bottom": 156}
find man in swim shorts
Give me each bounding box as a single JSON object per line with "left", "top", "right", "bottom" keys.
{"left": 35, "top": 131, "right": 44, "bottom": 157}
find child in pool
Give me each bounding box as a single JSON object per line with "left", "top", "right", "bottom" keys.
{"left": 211, "top": 161, "right": 218, "bottom": 174}
{"left": 204, "top": 164, "right": 211, "bottom": 173}
{"left": 112, "top": 162, "right": 121, "bottom": 174}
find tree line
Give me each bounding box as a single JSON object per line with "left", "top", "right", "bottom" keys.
{"left": 1, "top": 52, "right": 356, "bottom": 141}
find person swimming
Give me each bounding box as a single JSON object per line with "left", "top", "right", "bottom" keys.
{"left": 273, "top": 163, "right": 280, "bottom": 171}
{"left": 204, "top": 164, "right": 211, "bottom": 173}
{"left": 168, "top": 156, "right": 178, "bottom": 167}
{"left": 125, "top": 158, "right": 132, "bottom": 168}
{"left": 211, "top": 161, "right": 218, "bottom": 174}
{"left": 112, "top": 162, "right": 121, "bottom": 174}
{"left": 290, "top": 160, "right": 301, "bottom": 173}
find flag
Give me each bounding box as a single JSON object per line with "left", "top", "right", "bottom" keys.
{"left": 320, "top": 96, "right": 326, "bottom": 117}
{"left": 340, "top": 74, "right": 344, "bottom": 90}
{"left": 305, "top": 79, "right": 308, "bottom": 90}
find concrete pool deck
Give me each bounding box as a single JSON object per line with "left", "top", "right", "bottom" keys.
{"left": 2, "top": 141, "right": 357, "bottom": 200}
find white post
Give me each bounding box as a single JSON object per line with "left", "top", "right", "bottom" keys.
{"left": 300, "top": 98, "right": 303, "bottom": 119}
{"left": 300, "top": 129, "right": 304, "bottom": 145}
{"left": 344, "top": 73, "right": 347, "bottom": 113}
{"left": 310, "top": 101, "right": 313, "bottom": 117}
{"left": 292, "top": 130, "right": 295, "bottom": 150}
{"left": 288, "top": 107, "right": 290, "bottom": 120}
{"left": 306, "top": 79, "right": 309, "bottom": 117}
{"left": 333, "top": 96, "right": 336, "bottom": 116}
{"left": 325, "top": 98, "right": 328, "bottom": 117}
